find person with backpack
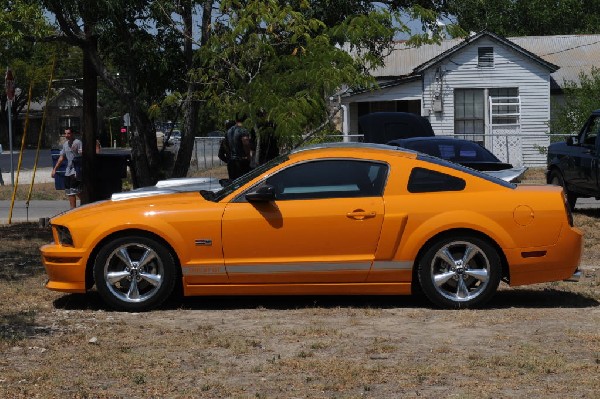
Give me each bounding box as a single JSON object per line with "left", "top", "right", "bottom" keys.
{"left": 225, "top": 117, "right": 253, "bottom": 180}
{"left": 218, "top": 120, "right": 235, "bottom": 177}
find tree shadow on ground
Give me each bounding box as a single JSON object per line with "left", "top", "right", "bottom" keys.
{"left": 52, "top": 287, "right": 598, "bottom": 312}
{"left": 0, "top": 222, "right": 52, "bottom": 282}
{"left": 0, "top": 312, "right": 54, "bottom": 343}
{"left": 0, "top": 252, "right": 47, "bottom": 281}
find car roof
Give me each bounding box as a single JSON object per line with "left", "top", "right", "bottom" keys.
{"left": 291, "top": 142, "right": 418, "bottom": 158}
{"left": 388, "top": 136, "right": 477, "bottom": 145}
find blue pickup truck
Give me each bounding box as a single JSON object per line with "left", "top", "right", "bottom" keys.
{"left": 547, "top": 109, "right": 600, "bottom": 208}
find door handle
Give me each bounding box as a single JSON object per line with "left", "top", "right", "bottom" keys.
{"left": 346, "top": 210, "right": 376, "bottom": 220}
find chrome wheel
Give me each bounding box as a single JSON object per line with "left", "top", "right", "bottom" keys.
{"left": 430, "top": 241, "right": 490, "bottom": 302}
{"left": 418, "top": 235, "right": 501, "bottom": 309}
{"left": 94, "top": 236, "right": 176, "bottom": 311}
{"left": 103, "top": 243, "right": 164, "bottom": 303}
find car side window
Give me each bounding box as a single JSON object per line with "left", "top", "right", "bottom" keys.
{"left": 408, "top": 167, "right": 466, "bottom": 193}
{"left": 264, "top": 159, "right": 388, "bottom": 200}
{"left": 582, "top": 116, "right": 600, "bottom": 146}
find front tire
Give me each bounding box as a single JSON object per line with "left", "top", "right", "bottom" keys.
{"left": 93, "top": 235, "right": 176, "bottom": 311}
{"left": 418, "top": 235, "right": 502, "bottom": 309}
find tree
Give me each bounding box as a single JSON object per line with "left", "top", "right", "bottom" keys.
{"left": 4, "top": 0, "right": 454, "bottom": 190}
{"left": 550, "top": 67, "right": 600, "bottom": 135}
{"left": 181, "top": 1, "right": 455, "bottom": 158}
{"left": 0, "top": 0, "right": 59, "bottom": 150}
{"left": 447, "top": 0, "right": 600, "bottom": 36}
{"left": 42, "top": 1, "right": 176, "bottom": 188}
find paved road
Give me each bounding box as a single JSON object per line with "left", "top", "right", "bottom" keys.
{"left": 0, "top": 148, "right": 53, "bottom": 169}
{"left": 0, "top": 200, "right": 71, "bottom": 224}
{"left": 1, "top": 149, "right": 55, "bottom": 186}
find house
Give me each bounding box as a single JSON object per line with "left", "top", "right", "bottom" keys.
{"left": 44, "top": 87, "right": 84, "bottom": 148}
{"left": 340, "top": 31, "right": 600, "bottom": 167}
{"left": 15, "top": 86, "right": 108, "bottom": 149}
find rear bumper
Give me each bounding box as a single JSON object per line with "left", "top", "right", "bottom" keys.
{"left": 564, "top": 268, "right": 582, "bottom": 282}
{"left": 507, "top": 225, "right": 583, "bottom": 286}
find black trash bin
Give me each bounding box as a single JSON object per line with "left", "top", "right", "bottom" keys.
{"left": 50, "top": 149, "right": 66, "bottom": 190}
{"left": 94, "top": 149, "right": 131, "bottom": 200}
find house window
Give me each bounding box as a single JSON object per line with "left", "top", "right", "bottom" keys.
{"left": 454, "top": 89, "right": 485, "bottom": 143}
{"left": 59, "top": 117, "right": 80, "bottom": 134}
{"left": 478, "top": 47, "right": 494, "bottom": 67}
{"left": 489, "top": 88, "right": 519, "bottom": 125}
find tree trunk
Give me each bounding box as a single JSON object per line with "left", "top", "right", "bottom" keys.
{"left": 171, "top": 0, "right": 212, "bottom": 178}
{"left": 81, "top": 31, "right": 98, "bottom": 204}
{"left": 129, "top": 103, "right": 161, "bottom": 188}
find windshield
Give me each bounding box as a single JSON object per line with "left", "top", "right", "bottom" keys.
{"left": 210, "top": 154, "right": 290, "bottom": 202}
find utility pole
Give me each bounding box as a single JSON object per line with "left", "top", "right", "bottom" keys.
{"left": 5, "top": 67, "right": 15, "bottom": 186}
{"left": 81, "top": 16, "right": 98, "bottom": 204}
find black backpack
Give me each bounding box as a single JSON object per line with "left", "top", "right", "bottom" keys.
{"left": 218, "top": 138, "right": 230, "bottom": 163}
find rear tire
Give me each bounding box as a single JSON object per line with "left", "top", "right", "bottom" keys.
{"left": 549, "top": 170, "right": 577, "bottom": 209}
{"left": 418, "top": 234, "right": 502, "bottom": 309}
{"left": 93, "top": 235, "right": 176, "bottom": 312}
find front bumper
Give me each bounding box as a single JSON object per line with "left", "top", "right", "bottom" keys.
{"left": 40, "top": 243, "right": 88, "bottom": 293}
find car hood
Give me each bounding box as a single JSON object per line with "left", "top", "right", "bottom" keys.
{"left": 111, "top": 177, "right": 223, "bottom": 201}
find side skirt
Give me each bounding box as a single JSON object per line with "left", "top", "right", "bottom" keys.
{"left": 183, "top": 282, "right": 412, "bottom": 296}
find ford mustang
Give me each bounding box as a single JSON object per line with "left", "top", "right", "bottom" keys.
{"left": 41, "top": 143, "right": 582, "bottom": 311}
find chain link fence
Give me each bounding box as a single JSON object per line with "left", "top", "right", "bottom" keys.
{"left": 192, "top": 133, "right": 572, "bottom": 171}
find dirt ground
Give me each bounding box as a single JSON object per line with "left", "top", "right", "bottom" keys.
{"left": 0, "top": 212, "right": 599, "bottom": 398}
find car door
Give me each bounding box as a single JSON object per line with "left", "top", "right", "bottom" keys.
{"left": 221, "top": 159, "right": 388, "bottom": 284}
{"left": 571, "top": 115, "right": 600, "bottom": 195}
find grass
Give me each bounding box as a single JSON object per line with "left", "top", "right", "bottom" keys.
{"left": 0, "top": 182, "right": 65, "bottom": 201}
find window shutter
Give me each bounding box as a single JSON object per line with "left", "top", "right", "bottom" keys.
{"left": 478, "top": 47, "right": 494, "bottom": 67}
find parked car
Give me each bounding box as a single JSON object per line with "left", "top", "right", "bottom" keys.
{"left": 358, "top": 112, "right": 435, "bottom": 144}
{"left": 41, "top": 143, "right": 582, "bottom": 311}
{"left": 547, "top": 109, "right": 600, "bottom": 208}
{"left": 110, "top": 177, "right": 225, "bottom": 201}
{"left": 387, "top": 137, "right": 527, "bottom": 183}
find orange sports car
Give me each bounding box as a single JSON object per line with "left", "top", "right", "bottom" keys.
{"left": 40, "top": 143, "right": 582, "bottom": 311}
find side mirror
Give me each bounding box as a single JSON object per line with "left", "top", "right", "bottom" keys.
{"left": 566, "top": 136, "right": 579, "bottom": 146}
{"left": 245, "top": 185, "right": 276, "bottom": 202}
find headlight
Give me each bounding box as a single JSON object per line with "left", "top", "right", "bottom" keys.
{"left": 55, "top": 225, "right": 74, "bottom": 247}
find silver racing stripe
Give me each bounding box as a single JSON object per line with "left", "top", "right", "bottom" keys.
{"left": 371, "top": 261, "right": 413, "bottom": 271}
{"left": 183, "top": 261, "right": 413, "bottom": 276}
{"left": 226, "top": 262, "right": 372, "bottom": 274}
{"left": 183, "top": 265, "right": 226, "bottom": 275}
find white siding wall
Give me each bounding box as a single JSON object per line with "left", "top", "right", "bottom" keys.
{"left": 422, "top": 37, "right": 552, "bottom": 166}
{"left": 342, "top": 80, "right": 422, "bottom": 133}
